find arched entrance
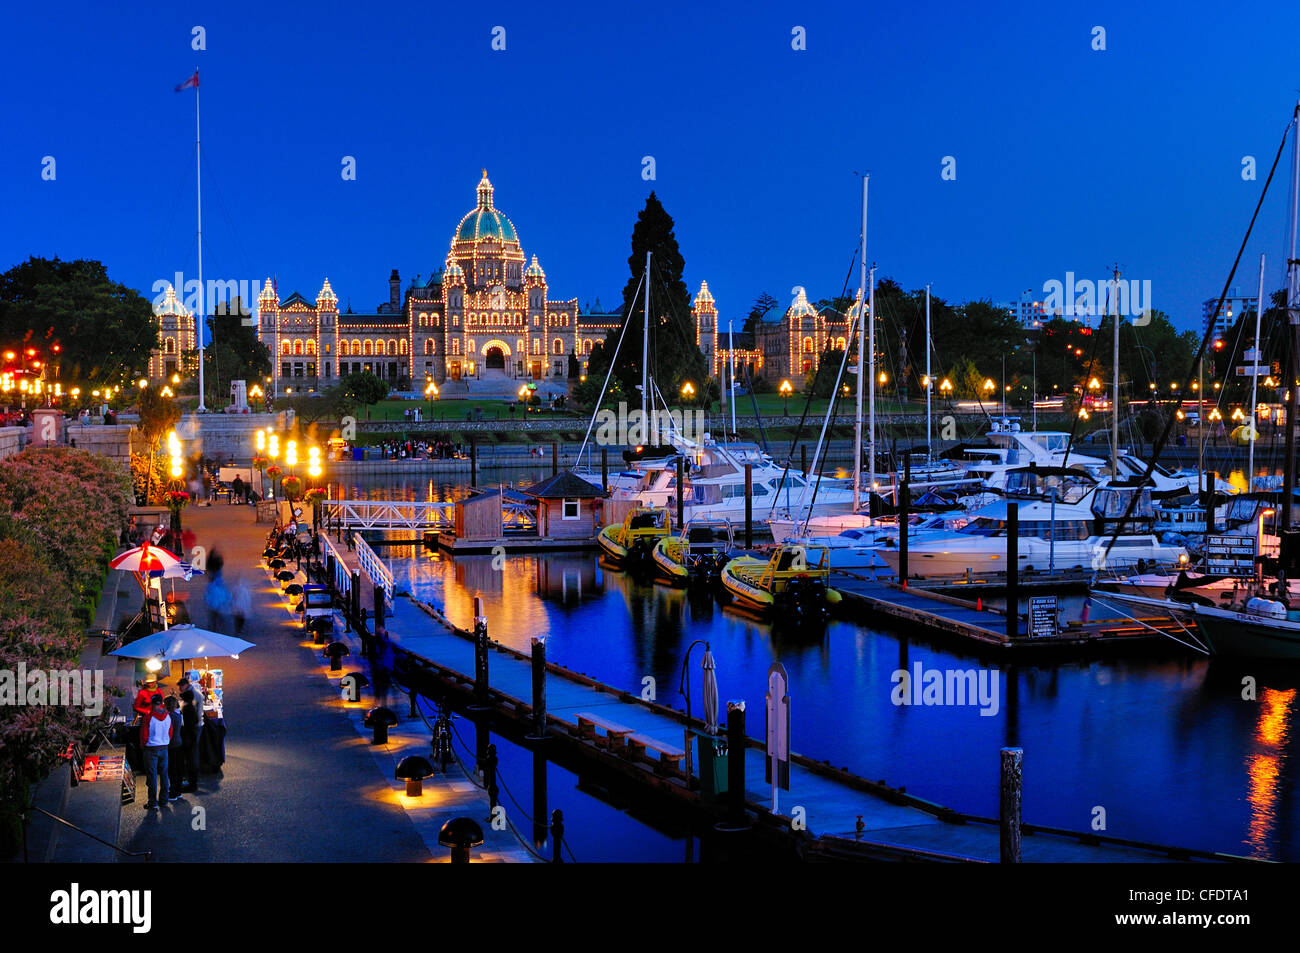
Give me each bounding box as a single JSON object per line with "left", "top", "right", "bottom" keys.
{"left": 485, "top": 346, "right": 505, "bottom": 370}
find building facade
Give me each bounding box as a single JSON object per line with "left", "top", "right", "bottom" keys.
{"left": 148, "top": 285, "right": 195, "bottom": 382}
{"left": 256, "top": 171, "right": 615, "bottom": 393}
{"left": 693, "top": 282, "right": 851, "bottom": 385}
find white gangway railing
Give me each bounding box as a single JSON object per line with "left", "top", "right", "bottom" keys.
{"left": 320, "top": 532, "right": 393, "bottom": 609}
{"left": 322, "top": 499, "right": 456, "bottom": 532}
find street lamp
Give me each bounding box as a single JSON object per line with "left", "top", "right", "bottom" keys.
{"left": 425, "top": 378, "right": 438, "bottom": 419}
{"left": 779, "top": 379, "right": 793, "bottom": 414}
{"left": 681, "top": 381, "right": 695, "bottom": 402}
{"left": 939, "top": 378, "right": 952, "bottom": 396}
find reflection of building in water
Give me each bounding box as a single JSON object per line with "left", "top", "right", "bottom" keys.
{"left": 453, "top": 554, "right": 510, "bottom": 595}
{"left": 1246, "top": 686, "right": 1294, "bottom": 859}
{"left": 535, "top": 556, "right": 601, "bottom": 607}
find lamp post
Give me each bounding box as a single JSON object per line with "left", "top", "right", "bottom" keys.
{"left": 681, "top": 381, "right": 695, "bottom": 405}
{"left": 779, "top": 379, "right": 792, "bottom": 415}
{"left": 425, "top": 378, "right": 438, "bottom": 420}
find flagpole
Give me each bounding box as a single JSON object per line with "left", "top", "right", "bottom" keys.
{"left": 195, "top": 77, "right": 207, "bottom": 412}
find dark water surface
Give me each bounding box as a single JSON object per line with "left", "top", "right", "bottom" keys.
{"left": 348, "top": 469, "right": 1300, "bottom": 861}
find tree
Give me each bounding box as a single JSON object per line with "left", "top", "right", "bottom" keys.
{"left": 197, "top": 300, "right": 272, "bottom": 406}
{"left": 805, "top": 348, "right": 848, "bottom": 398}
{"left": 586, "top": 192, "right": 708, "bottom": 404}
{"left": 743, "top": 292, "right": 779, "bottom": 335}
{"left": 282, "top": 386, "right": 348, "bottom": 428}
{"left": 339, "top": 370, "right": 389, "bottom": 412}
{"left": 0, "top": 256, "right": 156, "bottom": 386}
{"left": 135, "top": 384, "right": 181, "bottom": 504}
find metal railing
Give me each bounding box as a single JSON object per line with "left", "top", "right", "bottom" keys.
{"left": 322, "top": 499, "right": 455, "bottom": 532}
{"left": 28, "top": 806, "right": 152, "bottom": 862}
{"left": 321, "top": 532, "right": 352, "bottom": 605}
{"left": 353, "top": 533, "right": 394, "bottom": 607}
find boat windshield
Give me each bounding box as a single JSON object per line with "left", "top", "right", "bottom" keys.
{"left": 958, "top": 517, "right": 1091, "bottom": 540}
{"left": 1003, "top": 469, "right": 1094, "bottom": 502}
{"left": 1092, "top": 486, "right": 1156, "bottom": 520}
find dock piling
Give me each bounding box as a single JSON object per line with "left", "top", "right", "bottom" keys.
{"left": 724, "top": 700, "right": 748, "bottom": 829}
{"left": 528, "top": 636, "right": 547, "bottom": 740}
{"left": 1000, "top": 747, "right": 1023, "bottom": 863}
{"left": 1204, "top": 470, "right": 1218, "bottom": 533}
{"left": 899, "top": 460, "right": 911, "bottom": 583}
{"left": 551, "top": 809, "right": 565, "bottom": 864}
{"left": 471, "top": 596, "right": 490, "bottom": 709}
{"left": 601, "top": 448, "right": 608, "bottom": 492}
{"left": 470, "top": 439, "right": 478, "bottom": 488}
{"left": 676, "top": 457, "right": 684, "bottom": 528}
{"left": 744, "top": 465, "right": 753, "bottom": 548}
{"left": 350, "top": 570, "right": 361, "bottom": 628}
{"left": 483, "top": 742, "right": 499, "bottom": 813}
{"left": 801, "top": 444, "right": 807, "bottom": 476}
{"left": 551, "top": 442, "right": 558, "bottom": 477}
{"left": 1006, "top": 502, "right": 1019, "bottom": 640}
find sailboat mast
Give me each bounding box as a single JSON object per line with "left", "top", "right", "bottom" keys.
{"left": 195, "top": 82, "right": 206, "bottom": 412}
{"left": 729, "top": 320, "right": 737, "bottom": 436}
{"left": 868, "top": 265, "right": 877, "bottom": 502}
{"left": 1111, "top": 263, "right": 1120, "bottom": 477}
{"left": 1250, "top": 253, "right": 1265, "bottom": 484}
{"left": 642, "top": 251, "right": 650, "bottom": 430}
{"left": 1284, "top": 105, "right": 1300, "bottom": 530}
{"left": 853, "top": 174, "right": 868, "bottom": 514}
{"left": 925, "top": 285, "right": 932, "bottom": 451}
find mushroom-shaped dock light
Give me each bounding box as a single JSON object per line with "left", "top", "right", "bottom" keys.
{"left": 324, "top": 640, "right": 351, "bottom": 672}
{"left": 395, "top": 755, "right": 435, "bottom": 798}
{"left": 263, "top": 547, "right": 277, "bottom": 560}
{"left": 276, "top": 569, "right": 295, "bottom": 584}
{"left": 364, "top": 706, "right": 398, "bottom": 745}
{"left": 285, "top": 582, "right": 304, "bottom": 598}
{"left": 340, "top": 671, "right": 370, "bottom": 701}
{"left": 438, "top": 817, "right": 485, "bottom": 864}
{"left": 269, "top": 558, "right": 286, "bottom": 570}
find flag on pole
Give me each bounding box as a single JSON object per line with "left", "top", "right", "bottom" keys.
{"left": 174, "top": 70, "right": 199, "bottom": 92}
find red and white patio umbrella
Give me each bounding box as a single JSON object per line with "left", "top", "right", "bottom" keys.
{"left": 110, "top": 544, "right": 182, "bottom": 574}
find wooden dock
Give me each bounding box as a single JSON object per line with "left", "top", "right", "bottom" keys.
{"left": 831, "top": 572, "right": 1176, "bottom": 654}
{"left": 428, "top": 531, "right": 598, "bottom": 554}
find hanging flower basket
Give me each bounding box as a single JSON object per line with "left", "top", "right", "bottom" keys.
{"left": 164, "top": 490, "right": 190, "bottom": 512}
{"left": 266, "top": 465, "right": 282, "bottom": 480}
{"left": 252, "top": 455, "right": 268, "bottom": 470}
{"left": 303, "top": 487, "right": 328, "bottom": 505}
{"left": 281, "top": 476, "right": 303, "bottom": 500}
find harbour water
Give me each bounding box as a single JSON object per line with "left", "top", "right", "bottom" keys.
{"left": 344, "top": 469, "right": 1300, "bottom": 861}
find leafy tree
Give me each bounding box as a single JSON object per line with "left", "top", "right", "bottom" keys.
{"left": 339, "top": 370, "right": 389, "bottom": 411}
{"left": 587, "top": 192, "right": 707, "bottom": 403}
{"left": 135, "top": 384, "right": 181, "bottom": 504}
{"left": 0, "top": 256, "right": 156, "bottom": 386}
{"left": 805, "top": 348, "right": 848, "bottom": 397}
{"left": 282, "top": 386, "right": 348, "bottom": 427}
{"left": 743, "top": 292, "right": 779, "bottom": 335}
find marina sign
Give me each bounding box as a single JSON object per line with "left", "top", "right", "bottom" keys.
{"left": 1204, "top": 535, "right": 1257, "bottom": 576}
{"left": 1028, "top": 596, "right": 1059, "bottom": 638}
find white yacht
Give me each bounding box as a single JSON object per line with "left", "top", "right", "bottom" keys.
{"left": 877, "top": 468, "right": 1187, "bottom": 579}
{"left": 609, "top": 438, "right": 858, "bottom": 522}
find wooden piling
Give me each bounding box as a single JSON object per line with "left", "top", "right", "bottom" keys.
{"left": 528, "top": 636, "right": 547, "bottom": 740}
{"left": 744, "top": 464, "right": 753, "bottom": 548}
{"left": 1006, "top": 502, "right": 1019, "bottom": 640}
{"left": 551, "top": 442, "right": 558, "bottom": 477}
{"left": 601, "top": 448, "right": 608, "bottom": 493}
{"left": 1000, "top": 747, "right": 1023, "bottom": 863}
{"left": 471, "top": 595, "right": 489, "bottom": 709}
{"left": 676, "top": 456, "right": 685, "bottom": 528}
{"left": 726, "top": 700, "right": 747, "bottom": 827}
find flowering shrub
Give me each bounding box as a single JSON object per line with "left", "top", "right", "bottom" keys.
{"left": 0, "top": 447, "right": 131, "bottom": 853}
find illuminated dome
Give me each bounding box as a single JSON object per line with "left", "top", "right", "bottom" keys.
{"left": 525, "top": 255, "right": 545, "bottom": 278}
{"left": 154, "top": 285, "right": 191, "bottom": 317}
{"left": 454, "top": 170, "right": 518, "bottom": 243}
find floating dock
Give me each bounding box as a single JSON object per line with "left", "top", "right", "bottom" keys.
{"left": 831, "top": 571, "right": 1177, "bottom": 654}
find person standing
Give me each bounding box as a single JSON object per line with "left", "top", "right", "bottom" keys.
{"left": 204, "top": 568, "right": 230, "bottom": 632}
{"left": 139, "top": 696, "right": 173, "bottom": 809}
{"left": 179, "top": 688, "right": 201, "bottom": 792}
{"left": 230, "top": 576, "right": 251, "bottom": 636}
{"left": 164, "top": 696, "right": 185, "bottom": 800}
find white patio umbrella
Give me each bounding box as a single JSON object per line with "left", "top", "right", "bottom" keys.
{"left": 109, "top": 624, "right": 255, "bottom": 661}
{"left": 702, "top": 644, "right": 718, "bottom": 735}
{"left": 110, "top": 544, "right": 181, "bottom": 573}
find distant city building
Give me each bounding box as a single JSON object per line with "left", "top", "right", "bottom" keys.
{"left": 148, "top": 285, "right": 194, "bottom": 382}
{"left": 1202, "top": 289, "right": 1258, "bottom": 341}
{"left": 254, "top": 170, "right": 615, "bottom": 393}
{"left": 998, "top": 290, "right": 1050, "bottom": 326}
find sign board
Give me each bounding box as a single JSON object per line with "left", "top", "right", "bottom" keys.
{"left": 1236, "top": 365, "right": 1269, "bottom": 377}
{"left": 765, "top": 663, "right": 790, "bottom": 792}
{"left": 1028, "top": 596, "right": 1058, "bottom": 638}
{"left": 1205, "top": 534, "right": 1257, "bottom": 577}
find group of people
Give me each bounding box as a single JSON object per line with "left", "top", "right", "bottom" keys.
{"left": 203, "top": 548, "right": 253, "bottom": 636}
{"left": 132, "top": 673, "right": 208, "bottom": 810}
{"left": 361, "top": 438, "right": 465, "bottom": 460}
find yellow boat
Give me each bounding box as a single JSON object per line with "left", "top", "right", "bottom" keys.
{"left": 597, "top": 506, "right": 672, "bottom": 566}
{"left": 721, "top": 544, "right": 842, "bottom": 620}
{"left": 652, "top": 518, "right": 735, "bottom": 586}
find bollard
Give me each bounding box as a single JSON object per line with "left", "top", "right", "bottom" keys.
{"left": 1000, "top": 747, "right": 1023, "bottom": 863}
{"left": 676, "top": 456, "right": 684, "bottom": 529}
{"left": 1006, "top": 502, "right": 1019, "bottom": 640}
{"left": 601, "top": 448, "right": 608, "bottom": 493}
{"left": 551, "top": 442, "right": 558, "bottom": 477}
{"left": 482, "top": 743, "right": 499, "bottom": 813}
{"left": 725, "top": 700, "right": 747, "bottom": 828}
{"left": 551, "top": 809, "right": 565, "bottom": 864}
{"left": 471, "top": 596, "right": 490, "bottom": 709}
{"left": 528, "top": 636, "right": 547, "bottom": 739}
{"left": 744, "top": 465, "right": 753, "bottom": 549}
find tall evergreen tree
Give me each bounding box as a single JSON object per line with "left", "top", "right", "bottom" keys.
{"left": 588, "top": 192, "right": 707, "bottom": 405}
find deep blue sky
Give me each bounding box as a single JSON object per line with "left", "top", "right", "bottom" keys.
{"left": 3, "top": 0, "right": 1300, "bottom": 338}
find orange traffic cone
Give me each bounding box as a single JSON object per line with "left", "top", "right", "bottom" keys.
{"left": 976, "top": 596, "right": 983, "bottom": 611}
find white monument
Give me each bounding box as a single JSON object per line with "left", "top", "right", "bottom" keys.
{"left": 230, "top": 379, "right": 249, "bottom": 413}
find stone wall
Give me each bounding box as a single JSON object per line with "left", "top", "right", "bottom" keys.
{"left": 65, "top": 424, "right": 136, "bottom": 472}
{"left": 0, "top": 426, "right": 26, "bottom": 460}
{"left": 173, "top": 411, "right": 296, "bottom": 462}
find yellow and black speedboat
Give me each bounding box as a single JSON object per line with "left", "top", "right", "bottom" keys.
{"left": 597, "top": 506, "right": 672, "bottom": 567}
{"left": 721, "top": 544, "right": 841, "bottom": 620}
{"left": 652, "top": 518, "right": 735, "bottom": 587}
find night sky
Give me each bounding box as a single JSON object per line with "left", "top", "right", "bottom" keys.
{"left": 3, "top": 0, "right": 1300, "bottom": 335}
